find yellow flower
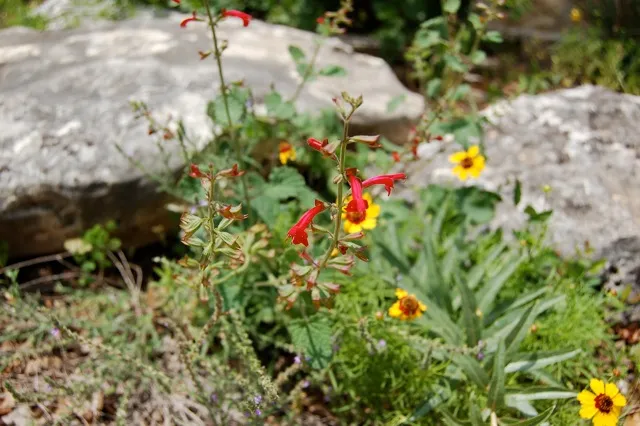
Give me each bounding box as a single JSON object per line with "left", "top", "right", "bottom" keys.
{"left": 577, "top": 379, "right": 627, "bottom": 426}
{"left": 341, "top": 193, "right": 380, "bottom": 234}
{"left": 279, "top": 141, "right": 296, "bottom": 165}
{"left": 388, "top": 288, "right": 427, "bottom": 321}
{"left": 449, "top": 145, "right": 485, "bottom": 181}
{"left": 571, "top": 7, "right": 582, "bottom": 23}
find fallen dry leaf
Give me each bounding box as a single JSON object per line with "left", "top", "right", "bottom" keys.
{"left": 0, "top": 391, "right": 16, "bottom": 416}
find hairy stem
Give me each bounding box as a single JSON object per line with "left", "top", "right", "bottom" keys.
{"left": 203, "top": 4, "right": 252, "bottom": 224}
{"left": 320, "top": 118, "right": 350, "bottom": 268}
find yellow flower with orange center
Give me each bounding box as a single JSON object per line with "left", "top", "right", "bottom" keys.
{"left": 341, "top": 193, "right": 380, "bottom": 234}
{"left": 448, "top": 145, "right": 485, "bottom": 181}
{"left": 279, "top": 141, "right": 296, "bottom": 165}
{"left": 388, "top": 288, "right": 427, "bottom": 321}
{"left": 577, "top": 379, "right": 627, "bottom": 426}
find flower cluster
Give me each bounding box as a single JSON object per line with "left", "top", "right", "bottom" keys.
{"left": 280, "top": 93, "right": 407, "bottom": 308}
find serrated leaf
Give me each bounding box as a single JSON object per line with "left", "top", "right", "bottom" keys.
{"left": 443, "top": 0, "right": 462, "bottom": 14}
{"left": 504, "top": 349, "right": 581, "bottom": 373}
{"left": 288, "top": 45, "right": 306, "bottom": 63}
{"left": 487, "top": 340, "right": 506, "bottom": 411}
{"left": 318, "top": 65, "right": 347, "bottom": 77}
{"left": 288, "top": 316, "right": 332, "bottom": 369}
{"left": 208, "top": 87, "right": 248, "bottom": 126}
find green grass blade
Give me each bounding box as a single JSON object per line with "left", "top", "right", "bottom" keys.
{"left": 487, "top": 339, "right": 506, "bottom": 411}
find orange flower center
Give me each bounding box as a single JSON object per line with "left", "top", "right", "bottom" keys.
{"left": 595, "top": 394, "right": 614, "bottom": 414}
{"left": 399, "top": 295, "right": 420, "bottom": 315}
{"left": 346, "top": 210, "right": 366, "bottom": 224}
{"left": 460, "top": 157, "right": 474, "bottom": 169}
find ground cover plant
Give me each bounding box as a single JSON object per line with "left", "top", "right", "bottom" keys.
{"left": 1, "top": 0, "right": 638, "bottom": 425}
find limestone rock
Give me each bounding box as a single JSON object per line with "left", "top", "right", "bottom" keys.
{"left": 0, "top": 15, "right": 423, "bottom": 258}
{"left": 402, "top": 85, "right": 640, "bottom": 257}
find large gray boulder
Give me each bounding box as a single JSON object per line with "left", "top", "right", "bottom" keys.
{"left": 403, "top": 85, "right": 640, "bottom": 260}
{"left": 0, "top": 14, "right": 424, "bottom": 258}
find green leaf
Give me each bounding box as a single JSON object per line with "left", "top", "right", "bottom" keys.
{"left": 415, "top": 29, "right": 443, "bottom": 49}
{"left": 387, "top": 94, "right": 406, "bottom": 113}
{"left": 409, "top": 386, "right": 451, "bottom": 420}
{"left": 427, "top": 78, "right": 442, "bottom": 98}
{"left": 504, "top": 304, "right": 536, "bottom": 353}
{"left": 264, "top": 91, "right": 296, "bottom": 120}
{"left": 288, "top": 45, "right": 306, "bottom": 63}
{"left": 487, "top": 340, "right": 506, "bottom": 411}
{"left": 506, "top": 389, "right": 577, "bottom": 401}
{"left": 451, "top": 354, "right": 490, "bottom": 388}
{"left": 288, "top": 315, "right": 332, "bottom": 369}
{"left": 467, "top": 240, "right": 507, "bottom": 290}
{"left": 208, "top": 86, "right": 248, "bottom": 126}
{"left": 477, "top": 254, "right": 524, "bottom": 314}
{"left": 443, "top": 0, "right": 462, "bottom": 14}
{"left": 469, "top": 404, "right": 484, "bottom": 426}
{"left": 444, "top": 53, "right": 467, "bottom": 73}
{"left": 470, "top": 50, "right": 487, "bottom": 65}
{"left": 483, "top": 30, "right": 503, "bottom": 43}
{"left": 318, "top": 65, "right": 347, "bottom": 77}
{"left": 449, "top": 84, "right": 471, "bottom": 101}
{"left": 500, "top": 404, "right": 556, "bottom": 425}
{"left": 468, "top": 13, "right": 483, "bottom": 30}
{"left": 456, "top": 275, "right": 482, "bottom": 346}
{"left": 524, "top": 205, "right": 553, "bottom": 223}
{"left": 514, "top": 179, "right": 522, "bottom": 206}
{"left": 504, "top": 349, "right": 582, "bottom": 373}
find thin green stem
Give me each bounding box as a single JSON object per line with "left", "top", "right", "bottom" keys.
{"left": 320, "top": 119, "right": 350, "bottom": 268}
{"left": 289, "top": 40, "right": 322, "bottom": 103}
{"left": 203, "top": 3, "right": 252, "bottom": 224}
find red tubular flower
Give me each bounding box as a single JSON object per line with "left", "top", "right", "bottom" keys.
{"left": 217, "top": 163, "right": 245, "bottom": 178}
{"left": 287, "top": 200, "right": 326, "bottom": 246}
{"left": 189, "top": 164, "right": 206, "bottom": 178}
{"left": 221, "top": 9, "right": 252, "bottom": 27}
{"left": 345, "top": 169, "right": 368, "bottom": 216}
{"left": 172, "top": 0, "right": 179, "bottom": 3}
{"left": 307, "top": 137, "right": 327, "bottom": 151}
{"left": 180, "top": 11, "right": 201, "bottom": 28}
{"left": 362, "top": 173, "right": 407, "bottom": 196}
{"left": 392, "top": 151, "right": 401, "bottom": 162}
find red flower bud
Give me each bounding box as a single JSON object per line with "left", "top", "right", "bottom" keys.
{"left": 392, "top": 151, "right": 401, "bottom": 162}
{"left": 189, "top": 164, "right": 206, "bottom": 178}
{"left": 221, "top": 9, "right": 252, "bottom": 27}
{"left": 287, "top": 200, "right": 326, "bottom": 247}
{"left": 216, "top": 163, "right": 245, "bottom": 178}
{"left": 345, "top": 169, "right": 368, "bottom": 215}
{"left": 362, "top": 173, "right": 407, "bottom": 196}
{"left": 306, "top": 137, "right": 337, "bottom": 159}
{"left": 316, "top": 16, "right": 325, "bottom": 24}
{"left": 180, "top": 11, "right": 201, "bottom": 28}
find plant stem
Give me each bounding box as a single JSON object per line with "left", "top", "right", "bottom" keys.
{"left": 320, "top": 118, "right": 350, "bottom": 268}
{"left": 203, "top": 3, "right": 252, "bottom": 224}
{"left": 289, "top": 40, "right": 322, "bottom": 103}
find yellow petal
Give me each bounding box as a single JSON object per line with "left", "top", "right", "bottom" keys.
{"left": 279, "top": 152, "right": 288, "bottom": 165}
{"left": 453, "top": 166, "right": 469, "bottom": 181}
{"left": 604, "top": 383, "right": 620, "bottom": 398}
{"left": 290, "top": 149, "right": 297, "bottom": 161}
{"left": 388, "top": 302, "right": 402, "bottom": 318}
{"left": 395, "top": 288, "right": 408, "bottom": 298}
{"left": 344, "top": 221, "right": 362, "bottom": 234}
{"left": 612, "top": 392, "right": 627, "bottom": 407}
{"left": 448, "top": 151, "right": 467, "bottom": 163}
{"left": 593, "top": 411, "right": 620, "bottom": 426}
{"left": 590, "top": 379, "right": 605, "bottom": 395}
{"left": 363, "top": 193, "right": 373, "bottom": 203}
{"left": 474, "top": 155, "right": 485, "bottom": 169}
{"left": 579, "top": 404, "right": 598, "bottom": 420}
{"left": 366, "top": 203, "right": 381, "bottom": 219}
{"left": 361, "top": 218, "right": 377, "bottom": 230}
{"left": 469, "top": 162, "right": 484, "bottom": 178}
{"left": 577, "top": 390, "right": 596, "bottom": 405}
{"left": 467, "top": 145, "right": 480, "bottom": 158}
{"left": 418, "top": 301, "right": 427, "bottom": 312}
